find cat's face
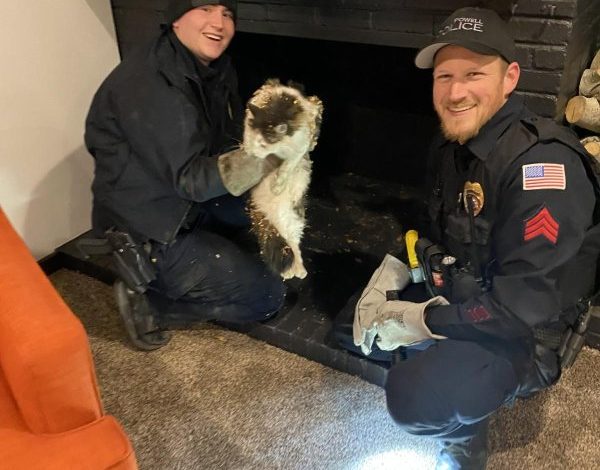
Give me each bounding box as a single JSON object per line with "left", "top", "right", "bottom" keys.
{"left": 243, "top": 81, "right": 322, "bottom": 160}
{"left": 247, "top": 92, "right": 299, "bottom": 144}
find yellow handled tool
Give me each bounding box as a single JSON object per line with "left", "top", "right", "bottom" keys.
{"left": 404, "top": 229, "right": 425, "bottom": 283}
{"left": 405, "top": 230, "right": 419, "bottom": 269}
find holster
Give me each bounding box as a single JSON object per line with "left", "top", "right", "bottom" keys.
{"left": 558, "top": 301, "right": 595, "bottom": 369}
{"left": 534, "top": 299, "right": 594, "bottom": 369}
{"left": 105, "top": 228, "right": 156, "bottom": 294}
{"left": 414, "top": 238, "right": 483, "bottom": 302}
{"left": 415, "top": 238, "right": 445, "bottom": 297}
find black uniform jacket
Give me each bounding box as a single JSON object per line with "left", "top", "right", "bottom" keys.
{"left": 85, "top": 28, "right": 243, "bottom": 243}
{"left": 425, "top": 95, "right": 597, "bottom": 341}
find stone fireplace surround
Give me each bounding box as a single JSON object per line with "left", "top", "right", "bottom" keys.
{"left": 111, "top": 0, "right": 600, "bottom": 119}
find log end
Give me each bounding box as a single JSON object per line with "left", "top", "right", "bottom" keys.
{"left": 566, "top": 96, "right": 586, "bottom": 123}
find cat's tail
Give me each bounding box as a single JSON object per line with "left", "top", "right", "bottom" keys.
{"left": 249, "top": 206, "right": 294, "bottom": 275}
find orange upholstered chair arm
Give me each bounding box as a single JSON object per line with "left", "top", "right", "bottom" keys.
{"left": 0, "top": 415, "right": 136, "bottom": 470}
{"left": 0, "top": 208, "right": 103, "bottom": 434}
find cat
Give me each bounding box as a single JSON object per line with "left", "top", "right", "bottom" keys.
{"left": 243, "top": 79, "right": 323, "bottom": 280}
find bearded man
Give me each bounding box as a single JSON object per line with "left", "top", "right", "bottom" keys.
{"left": 335, "top": 7, "right": 599, "bottom": 469}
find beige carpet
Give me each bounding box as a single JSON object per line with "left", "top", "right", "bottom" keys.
{"left": 51, "top": 269, "right": 600, "bottom": 470}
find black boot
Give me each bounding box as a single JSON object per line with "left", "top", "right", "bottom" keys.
{"left": 114, "top": 280, "right": 172, "bottom": 351}
{"left": 435, "top": 422, "right": 489, "bottom": 470}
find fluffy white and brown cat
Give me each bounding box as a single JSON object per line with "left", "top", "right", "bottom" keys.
{"left": 243, "top": 79, "right": 323, "bottom": 280}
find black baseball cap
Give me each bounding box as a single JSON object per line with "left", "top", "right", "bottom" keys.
{"left": 164, "top": 0, "right": 238, "bottom": 25}
{"left": 415, "top": 7, "right": 516, "bottom": 69}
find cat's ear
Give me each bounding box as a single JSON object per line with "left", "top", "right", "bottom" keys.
{"left": 307, "top": 96, "right": 324, "bottom": 151}
{"left": 286, "top": 80, "right": 306, "bottom": 95}
{"left": 265, "top": 78, "right": 281, "bottom": 87}
{"left": 308, "top": 96, "right": 324, "bottom": 123}
{"left": 247, "top": 102, "right": 261, "bottom": 118}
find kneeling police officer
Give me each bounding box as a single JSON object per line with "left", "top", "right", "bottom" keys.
{"left": 85, "top": 0, "right": 285, "bottom": 350}
{"left": 336, "top": 7, "right": 600, "bottom": 469}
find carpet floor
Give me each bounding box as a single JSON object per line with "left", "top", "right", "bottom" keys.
{"left": 50, "top": 269, "right": 600, "bottom": 470}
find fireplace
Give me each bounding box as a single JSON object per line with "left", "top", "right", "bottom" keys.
{"left": 70, "top": 0, "right": 600, "bottom": 382}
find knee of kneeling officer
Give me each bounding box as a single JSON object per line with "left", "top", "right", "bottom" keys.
{"left": 384, "top": 367, "right": 435, "bottom": 436}
{"left": 385, "top": 391, "right": 420, "bottom": 434}
{"left": 246, "top": 275, "right": 286, "bottom": 321}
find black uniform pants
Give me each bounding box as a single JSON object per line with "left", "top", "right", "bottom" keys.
{"left": 147, "top": 194, "right": 286, "bottom": 326}
{"left": 333, "top": 284, "right": 558, "bottom": 442}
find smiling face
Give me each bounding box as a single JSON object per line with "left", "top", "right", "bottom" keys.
{"left": 172, "top": 4, "right": 235, "bottom": 66}
{"left": 432, "top": 45, "right": 519, "bottom": 144}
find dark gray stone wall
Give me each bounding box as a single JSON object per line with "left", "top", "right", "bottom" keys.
{"left": 110, "top": 0, "right": 597, "bottom": 117}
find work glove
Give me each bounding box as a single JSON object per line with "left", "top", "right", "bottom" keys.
{"left": 352, "top": 254, "right": 411, "bottom": 355}
{"left": 217, "top": 148, "right": 282, "bottom": 196}
{"left": 370, "top": 297, "right": 448, "bottom": 352}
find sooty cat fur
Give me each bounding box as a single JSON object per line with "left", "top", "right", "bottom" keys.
{"left": 243, "top": 79, "right": 323, "bottom": 280}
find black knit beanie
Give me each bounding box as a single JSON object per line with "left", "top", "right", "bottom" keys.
{"left": 164, "top": 0, "right": 238, "bottom": 25}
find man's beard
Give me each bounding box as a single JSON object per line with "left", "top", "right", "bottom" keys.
{"left": 436, "top": 95, "right": 506, "bottom": 145}
{"left": 440, "top": 117, "right": 481, "bottom": 144}
{"left": 437, "top": 101, "right": 487, "bottom": 144}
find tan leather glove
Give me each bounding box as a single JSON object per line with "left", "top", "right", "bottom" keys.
{"left": 374, "top": 297, "right": 448, "bottom": 350}
{"left": 217, "top": 149, "right": 281, "bottom": 196}
{"left": 352, "top": 254, "right": 412, "bottom": 355}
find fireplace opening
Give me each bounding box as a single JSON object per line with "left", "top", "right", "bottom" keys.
{"left": 229, "top": 33, "right": 439, "bottom": 319}
{"left": 229, "top": 32, "right": 437, "bottom": 186}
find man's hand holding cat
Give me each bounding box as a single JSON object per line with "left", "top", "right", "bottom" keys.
{"left": 217, "top": 149, "right": 282, "bottom": 196}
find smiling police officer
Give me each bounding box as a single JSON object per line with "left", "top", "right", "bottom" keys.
{"left": 85, "top": 0, "right": 285, "bottom": 350}
{"left": 344, "top": 7, "right": 600, "bottom": 469}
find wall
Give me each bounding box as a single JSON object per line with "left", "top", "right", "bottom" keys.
{"left": 0, "top": 0, "right": 120, "bottom": 258}
{"left": 112, "top": 0, "right": 591, "bottom": 118}
{"left": 235, "top": 0, "right": 578, "bottom": 117}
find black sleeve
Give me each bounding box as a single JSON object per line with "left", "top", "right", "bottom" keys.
{"left": 178, "top": 63, "right": 245, "bottom": 200}
{"left": 425, "top": 141, "right": 595, "bottom": 340}
{"left": 111, "top": 72, "right": 229, "bottom": 202}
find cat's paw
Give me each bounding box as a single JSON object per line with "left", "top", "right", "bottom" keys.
{"left": 295, "top": 266, "right": 308, "bottom": 279}
{"left": 281, "top": 263, "right": 307, "bottom": 280}
{"left": 292, "top": 261, "right": 308, "bottom": 279}
{"left": 281, "top": 269, "right": 295, "bottom": 280}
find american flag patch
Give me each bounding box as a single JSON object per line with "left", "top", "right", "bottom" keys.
{"left": 522, "top": 163, "right": 566, "bottom": 191}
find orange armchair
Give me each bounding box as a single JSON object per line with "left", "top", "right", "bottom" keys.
{"left": 0, "top": 208, "right": 137, "bottom": 470}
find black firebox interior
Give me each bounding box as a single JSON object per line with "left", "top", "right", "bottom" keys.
{"left": 229, "top": 33, "right": 438, "bottom": 314}
{"left": 229, "top": 32, "right": 437, "bottom": 186}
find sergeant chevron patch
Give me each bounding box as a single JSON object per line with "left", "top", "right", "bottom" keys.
{"left": 524, "top": 206, "right": 559, "bottom": 244}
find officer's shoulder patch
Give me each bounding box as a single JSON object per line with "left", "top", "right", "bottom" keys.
{"left": 522, "top": 163, "right": 565, "bottom": 190}
{"left": 524, "top": 206, "right": 559, "bottom": 244}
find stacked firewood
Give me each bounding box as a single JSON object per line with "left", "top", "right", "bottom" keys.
{"left": 565, "top": 49, "right": 600, "bottom": 159}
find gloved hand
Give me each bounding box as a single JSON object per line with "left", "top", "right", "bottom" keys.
{"left": 217, "top": 149, "right": 282, "bottom": 196}
{"left": 352, "top": 254, "right": 411, "bottom": 355}
{"left": 369, "top": 297, "right": 448, "bottom": 352}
